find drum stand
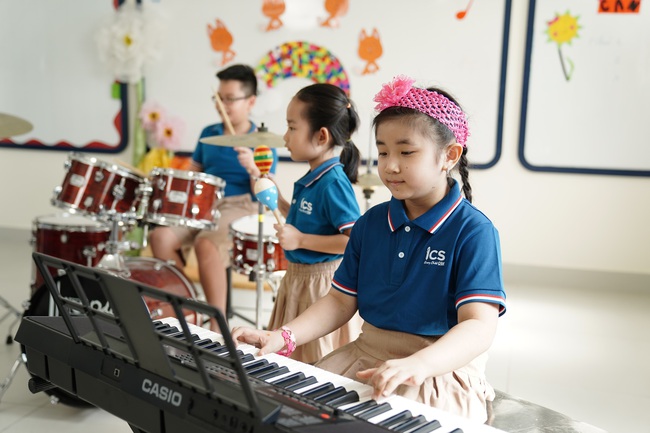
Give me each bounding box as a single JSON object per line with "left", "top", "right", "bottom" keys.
{"left": 96, "top": 213, "right": 137, "bottom": 275}
{"left": 228, "top": 203, "right": 281, "bottom": 329}
{"left": 0, "top": 296, "right": 21, "bottom": 344}
{"left": 0, "top": 295, "right": 25, "bottom": 403}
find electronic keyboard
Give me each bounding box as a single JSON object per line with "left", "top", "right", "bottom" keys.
{"left": 17, "top": 252, "right": 505, "bottom": 433}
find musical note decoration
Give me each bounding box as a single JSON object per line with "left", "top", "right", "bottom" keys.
{"left": 456, "top": 0, "right": 474, "bottom": 20}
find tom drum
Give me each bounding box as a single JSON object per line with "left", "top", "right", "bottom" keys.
{"left": 145, "top": 168, "right": 225, "bottom": 230}
{"left": 52, "top": 153, "right": 144, "bottom": 219}
{"left": 31, "top": 213, "right": 110, "bottom": 293}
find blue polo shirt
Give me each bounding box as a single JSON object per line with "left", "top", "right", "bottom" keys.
{"left": 285, "top": 157, "right": 360, "bottom": 264}
{"left": 332, "top": 180, "right": 506, "bottom": 336}
{"left": 192, "top": 123, "right": 278, "bottom": 198}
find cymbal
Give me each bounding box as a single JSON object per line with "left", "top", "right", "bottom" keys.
{"left": 0, "top": 113, "right": 33, "bottom": 138}
{"left": 357, "top": 172, "right": 383, "bottom": 188}
{"left": 200, "top": 131, "right": 285, "bottom": 148}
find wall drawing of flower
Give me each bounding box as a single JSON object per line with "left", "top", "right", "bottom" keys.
{"left": 546, "top": 11, "right": 581, "bottom": 81}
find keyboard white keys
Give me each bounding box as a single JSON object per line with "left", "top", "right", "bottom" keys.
{"left": 156, "top": 317, "right": 504, "bottom": 433}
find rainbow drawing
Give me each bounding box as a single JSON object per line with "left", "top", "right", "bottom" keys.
{"left": 255, "top": 41, "right": 350, "bottom": 94}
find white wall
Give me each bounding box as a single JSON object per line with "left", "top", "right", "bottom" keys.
{"left": 1, "top": 1, "right": 648, "bottom": 277}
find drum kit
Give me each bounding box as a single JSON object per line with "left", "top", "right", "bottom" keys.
{"left": 31, "top": 124, "right": 288, "bottom": 328}
{"left": 31, "top": 151, "right": 217, "bottom": 318}
{"left": 0, "top": 116, "right": 287, "bottom": 405}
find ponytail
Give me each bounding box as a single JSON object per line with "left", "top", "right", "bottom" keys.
{"left": 340, "top": 139, "right": 360, "bottom": 183}
{"left": 295, "top": 83, "right": 361, "bottom": 184}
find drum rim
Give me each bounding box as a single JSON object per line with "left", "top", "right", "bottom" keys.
{"left": 102, "top": 163, "right": 145, "bottom": 181}
{"left": 33, "top": 214, "right": 110, "bottom": 231}
{"left": 145, "top": 213, "right": 216, "bottom": 231}
{"left": 149, "top": 167, "right": 226, "bottom": 187}
{"left": 123, "top": 256, "right": 199, "bottom": 301}
{"left": 229, "top": 215, "right": 279, "bottom": 242}
{"left": 67, "top": 151, "right": 103, "bottom": 167}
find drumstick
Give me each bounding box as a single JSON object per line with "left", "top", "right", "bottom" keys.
{"left": 254, "top": 178, "right": 284, "bottom": 226}
{"left": 113, "top": 159, "right": 148, "bottom": 178}
{"left": 212, "top": 91, "right": 236, "bottom": 136}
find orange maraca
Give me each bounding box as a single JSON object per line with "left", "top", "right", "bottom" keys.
{"left": 253, "top": 145, "right": 273, "bottom": 176}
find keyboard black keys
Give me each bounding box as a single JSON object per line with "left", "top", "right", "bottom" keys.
{"left": 377, "top": 410, "right": 413, "bottom": 428}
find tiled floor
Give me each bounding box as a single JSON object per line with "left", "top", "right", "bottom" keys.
{"left": 0, "top": 226, "right": 648, "bottom": 432}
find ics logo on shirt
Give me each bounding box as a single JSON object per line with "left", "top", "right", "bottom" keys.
{"left": 299, "top": 198, "right": 313, "bottom": 215}
{"left": 424, "top": 246, "right": 446, "bottom": 266}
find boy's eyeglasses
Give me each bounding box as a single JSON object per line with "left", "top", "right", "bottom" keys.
{"left": 212, "top": 94, "right": 251, "bottom": 104}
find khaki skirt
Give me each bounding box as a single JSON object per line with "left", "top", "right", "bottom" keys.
{"left": 315, "top": 321, "right": 495, "bottom": 423}
{"left": 267, "top": 260, "right": 362, "bottom": 365}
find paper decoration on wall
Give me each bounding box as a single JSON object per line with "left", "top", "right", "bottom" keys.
{"left": 262, "top": 0, "right": 285, "bottom": 31}
{"left": 358, "top": 28, "right": 383, "bottom": 75}
{"left": 598, "top": 0, "right": 642, "bottom": 13}
{"left": 207, "top": 19, "right": 236, "bottom": 65}
{"left": 96, "top": 0, "right": 165, "bottom": 84}
{"left": 546, "top": 12, "right": 581, "bottom": 81}
{"left": 456, "top": 0, "right": 474, "bottom": 19}
{"left": 320, "top": 0, "right": 349, "bottom": 28}
{"left": 255, "top": 41, "right": 350, "bottom": 94}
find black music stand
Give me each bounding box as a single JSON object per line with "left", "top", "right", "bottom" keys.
{"left": 23, "top": 252, "right": 281, "bottom": 428}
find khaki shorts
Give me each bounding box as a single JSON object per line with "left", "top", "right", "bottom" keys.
{"left": 169, "top": 194, "right": 258, "bottom": 267}
{"left": 316, "top": 322, "right": 495, "bottom": 423}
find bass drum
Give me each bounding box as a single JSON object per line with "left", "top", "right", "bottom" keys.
{"left": 23, "top": 257, "right": 200, "bottom": 406}
{"left": 122, "top": 257, "right": 201, "bottom": 325}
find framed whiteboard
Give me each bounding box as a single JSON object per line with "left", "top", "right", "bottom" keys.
{"left": 519, "top": 0, "right": 650, "bottom": 176}
{"left": 142, "top": 0, "right": 511, "bottom": 169}
{"left": 0, "top": 0, "right": 128, "bottom": 153}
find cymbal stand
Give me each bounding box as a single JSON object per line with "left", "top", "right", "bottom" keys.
{"left": 252, "top": 203, "right": 266, "bottom": 329}
{"left": 228, "top": 204, "right": 274, "bottom": 329}
{"left": 363, "top": 154, "right": 377, "bottom": 212}
{"left": 362, "top": 186, "right": 376, "bottom": 212}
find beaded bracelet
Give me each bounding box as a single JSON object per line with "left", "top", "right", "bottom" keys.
{"left": 276, "top": 326, "right": 296, "bottom": 357}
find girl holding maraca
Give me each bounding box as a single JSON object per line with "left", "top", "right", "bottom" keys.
{"left": 255, "top": 83, "right": 363, "bottom": 364}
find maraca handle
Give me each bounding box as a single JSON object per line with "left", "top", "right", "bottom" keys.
{"left": 271, "top": 208, "right": 284, "bottom": 227}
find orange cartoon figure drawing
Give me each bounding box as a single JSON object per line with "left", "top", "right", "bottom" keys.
{"left": 262, "top": 0, "right": 285, "bottom": 31}
{"left": 358, "top": 28, "right": 382, "bottom": 75}
{"left": 207, "top": 19, "right": 236, "bottom": 66}
{"left": 320, "top": 0, "right": 349, "bottom": 28}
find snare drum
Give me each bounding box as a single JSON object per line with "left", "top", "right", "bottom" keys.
{"left": 52, "top": 153, "right": 144, "bottom": 218}
{"left": 229, "top": 214, "right": 287, "bottom": 275}
{"left": 146, "top": 168, "right": 225, "bottom": 230}
{"left": 31, "top": 213, "right": 110, "bottom": 292}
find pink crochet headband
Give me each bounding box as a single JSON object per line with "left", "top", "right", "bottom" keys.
{"left": 373, "top": 75, "right": 469, "bottom": 147}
